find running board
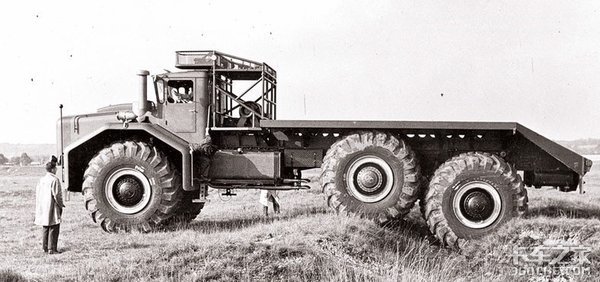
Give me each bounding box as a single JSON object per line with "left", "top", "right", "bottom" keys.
{"left": 208, "top": 184, "right": 311, "bottom": 190}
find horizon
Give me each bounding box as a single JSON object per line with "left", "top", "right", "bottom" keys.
{"left": 1, "top": 1, "right": 599, "bottom": 143}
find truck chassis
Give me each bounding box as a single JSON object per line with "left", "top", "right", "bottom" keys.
{"left": 57, "top": 51, "right": 592, "bottom": 248}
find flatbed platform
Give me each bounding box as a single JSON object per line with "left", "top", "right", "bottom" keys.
{"left": 261, "top": 119, "right": 518, "bottom": 131}
{"left": 261, "top": 119, "right": 591, "bottom": 177}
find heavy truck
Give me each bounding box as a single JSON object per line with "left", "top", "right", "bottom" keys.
{"left": 57, "top": 50, "right": 592, "bottom": 248}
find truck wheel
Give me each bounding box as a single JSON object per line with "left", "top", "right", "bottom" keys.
{"left": 82, "top": 141, "right": 183, "bottom": 232}
{"left": 423, "top": 152, "right": 528, "bottom": 248}
{"left": 167, "top": 191, "right": 205, "bottom": 224}
{"left": 320, "top": 132, "right": 421, "bottom": 223}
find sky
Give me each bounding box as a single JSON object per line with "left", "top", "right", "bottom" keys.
{"left": 1, "top": 0, "right": 599, "bottom": 144}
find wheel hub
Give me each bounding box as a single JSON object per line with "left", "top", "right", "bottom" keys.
{"left": 105, "top": 168, "right": 152, "bottom": 215}
{"left": 461, "top": 190, "right": 493, "bottom": 220}
{"left": 452, "top": 181, "right": 502, "bottom": 229}
{"left": 113, "top": 177, "right": 144, "bottom": 207}
{"left": 345, "top": 155, "right": 394, "bottom": 203}
{"left": 356, "top": 166, "right": 383, "bottom": 191}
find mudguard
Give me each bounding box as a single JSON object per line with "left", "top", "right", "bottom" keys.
{"left": 61, "top": 122, "right": 194, "bottom": 191}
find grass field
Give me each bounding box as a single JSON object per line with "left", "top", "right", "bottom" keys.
{"left": 0, "top": 164, "right": 599, "bottom": 281}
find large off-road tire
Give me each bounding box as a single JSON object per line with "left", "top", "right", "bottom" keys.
{"left": 423, "top": 152, "right": 528, "bottom": 248}
{"left": 166, "top": 191, "right": 205, "bottom": 224}
{"left": 320, "top": 132, "right": 421, "bottom": 223}
{"left": 82, "top": 141, "right": 183, "bottom": 232}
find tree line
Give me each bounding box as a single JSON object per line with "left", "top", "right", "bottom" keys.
{"left": 0, "top": 153, "right": 37, "bottom": 166}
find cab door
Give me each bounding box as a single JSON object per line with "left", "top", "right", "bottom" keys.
{"left": 163, "top": 79, "right": 196, "bottom": 133}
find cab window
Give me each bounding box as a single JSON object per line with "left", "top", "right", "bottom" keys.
{"left": 167, "top": 80, "right": 194, "bottom": 103}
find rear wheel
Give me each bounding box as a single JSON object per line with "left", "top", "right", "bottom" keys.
{"left": 320, "top": 132, "right": 421, "bottom": 223}
{"left": 82, "top": 141, "right": 183, "bottom": 232}
{"left": 422, "top": 152, "right": 528, "bottom": 248}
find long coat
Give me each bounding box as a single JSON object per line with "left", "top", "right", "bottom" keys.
{"left": 34, "top": 172, "right": 65, "bottom": 226}
{"left": 259, "top": 190, "right": 279, "bottom": 207}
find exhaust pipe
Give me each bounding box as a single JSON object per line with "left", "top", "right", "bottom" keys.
{"left": 134, "top": 70, "right": 150, "bottom": 119}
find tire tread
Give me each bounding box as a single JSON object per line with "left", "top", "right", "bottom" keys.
{"left": 320, "top": 131, "right": 422, "bottom": 223}
{"left": 82, "top": 141, "right": 183, "bottom": 233}
{"left": 422, "top": 152, "right": 528, "bottom": 248}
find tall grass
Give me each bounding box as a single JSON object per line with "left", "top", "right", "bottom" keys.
{"left": 0, "top": 269, "right": 27, "bottom": 282}
{"left": 0, "top": 166, "right": 598, "bottom": 281}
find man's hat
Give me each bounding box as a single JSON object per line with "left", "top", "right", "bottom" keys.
{"left": 46, "top": 155, "right": 58, "bottom": 171}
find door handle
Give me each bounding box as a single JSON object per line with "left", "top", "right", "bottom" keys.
{"left": 189, "top": 109, "right": 197, "bottom": 113}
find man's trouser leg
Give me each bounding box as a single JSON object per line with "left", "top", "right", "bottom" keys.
{"left": 269, "top": 195, "right": 280, "bottom": 214}
{"left": 42, "top": 226, "right": 50, "bottom": 252}
{"left": 48, "top": 224, "right": 60, "bottom": 252}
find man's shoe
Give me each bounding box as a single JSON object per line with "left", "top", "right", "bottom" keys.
{"left": 48, "top": 250, "right": 61, "bottom": 255}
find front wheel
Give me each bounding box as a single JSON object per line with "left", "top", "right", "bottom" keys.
{"left": 422, "top": 152, "right": 528, "bottom": 248}
{"left": 166, "top": 191, "right": 205, "bottom": 225}
{"left": 82, "top": 141, "right": 183, "bottom": 232}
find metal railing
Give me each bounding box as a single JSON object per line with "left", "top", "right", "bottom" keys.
{"left": 175, "top": 50, "right": 276, "bottom": 129}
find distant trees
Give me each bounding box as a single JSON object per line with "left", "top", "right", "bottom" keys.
{"left": 20, "top": 153, "right": 32, "bottom": 166}
{"left": 10, "top": 156, "right": 20, "bottom": 165}
{"left": 0, "top": 153, "right": 37, "bottom": 166}
{"left": 559, "top": 139, "right": 600, "bottom": 155}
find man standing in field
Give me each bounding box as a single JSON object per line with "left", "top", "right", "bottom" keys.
{"left": 34, "top": 156, "right": 65, "bottom": 254}
{"left": 260, "top": 190, "right": 280, "bottom": 216}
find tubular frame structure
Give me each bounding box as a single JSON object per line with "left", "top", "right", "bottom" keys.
{"left": 175, "top": 50, "right": 276, "bottom": 130}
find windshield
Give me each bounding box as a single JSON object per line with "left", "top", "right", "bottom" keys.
{"left": 153, "top": 76, "right": 166, "bottom": 104}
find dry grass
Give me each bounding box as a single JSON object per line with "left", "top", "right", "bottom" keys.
{"left": 0, "top": 165, "right": 599, "bottom": 281}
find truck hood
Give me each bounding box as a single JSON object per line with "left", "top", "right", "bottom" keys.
{"left": 97, "top": 103, "right": 132, "bottom": 113}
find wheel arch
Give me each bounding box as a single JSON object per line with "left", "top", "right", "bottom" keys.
{"left": 62, "top": 123, "right": 192, "bottom": 192}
